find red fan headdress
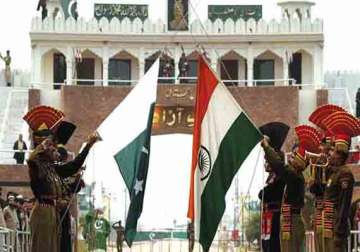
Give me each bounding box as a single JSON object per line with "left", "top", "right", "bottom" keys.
{"left": 294, "top": 125, "right": 322, "bottom": 167}
{"left": 23, "top": 105, "right": 65, "bottom": 146}
{"left": 321, "top": 111, "right": 360, "bottom": 152}
{"left": 309, "top": 104, "right": 345, "bottom": 144}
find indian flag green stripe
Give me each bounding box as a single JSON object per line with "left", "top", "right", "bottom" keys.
{"left": 199, "top": 113, "right": 262, "bottom": 251}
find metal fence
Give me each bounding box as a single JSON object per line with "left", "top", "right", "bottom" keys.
{"left": 31, "top": 78, "right": 296, "bottom": 88}
{"left": 0, "top": 227, "right": 30, "bottom": 252}
{"left": 105, "top": 231, "right": 360, "bottom": 252}
{"left": 106, "top": 239, "right": 253, "bottom": 252}
{"left": 348, "top": 230, "right": 360, "bottom": 252}
{"left": 1, "top": 227, "right": 360, "bottom": 252}
{"left": 0, "top": 149, "right": 75, "bottom": 165}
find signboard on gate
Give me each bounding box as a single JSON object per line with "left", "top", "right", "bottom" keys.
{"left": 94, "top": 4, "right": 149, "bottom": 21}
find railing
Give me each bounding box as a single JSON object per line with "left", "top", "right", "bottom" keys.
{"left": 349, "top": 230, "right": 360, "bottom": 252}
{"left": 0, "top": 227, "right": 359, "bottom": 252}
{"left": 305, "top": 231, "right": 315, "bottom": 252}
{"left": 0, "top": 227, "right": 31, "bottom": 252}
{"left": 106, "top": 232, "right": 314, "bottom": 252}
{"left": 32, "top": 78, "right": 297, "bottom": 88}
{"left": 107, "top": 238, "right": 251, "bottom": 252}
{"left": 0, "top": 150, "right": 75, "bottom": 165}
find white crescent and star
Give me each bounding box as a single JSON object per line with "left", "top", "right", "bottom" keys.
{"left": 134, "top": 179, "right": 144, "bottom": 196}
{"left": 68, "top": 0, "right": 76, "bottom": 17}
{"left": 141, "top": 146, "right": 149, "bottom": 155}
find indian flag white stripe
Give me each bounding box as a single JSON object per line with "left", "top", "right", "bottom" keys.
{"left": 199, "top": 83, "right": 243, "bottom": 192}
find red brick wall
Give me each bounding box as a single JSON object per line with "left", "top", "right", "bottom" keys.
{"left": 0, "top": 165, "right": 32, "bottom": 198}
{"left": 229, "top": 86, "right": 298, "bottom": 151}
{"left": 61, "top": 86, "right": 132, "bottom": 152}
{"left": 60, "top": 85, "right": 299, "bottom": 153}
{"left": 28, "top": 89, "right": 41, "bottom": 110}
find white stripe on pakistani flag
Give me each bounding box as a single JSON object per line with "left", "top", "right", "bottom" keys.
{"left": 97, "top": 59, "right": 160, "bottom": 155}
{"left": 193, "top": 82, "right": 243, "bottom": 240}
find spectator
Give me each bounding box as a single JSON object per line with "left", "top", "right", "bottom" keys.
{"left": 0, "top": 188, "right": 5, "bottom": 228}
{"left": 3, "top": 193, "right": 19, "bottom": 230}
{"left": 0, "top": 50, "right": 11, "bottom": 87}
{"left": 112, "top": 220, "right": 125, "bottom": 252}
{"left": 178, "top": 52, "right": 190, "bottom": 83}
{"left": 15, "top": 195, "right": 26, "bottom": 231}
{"left": 349, "top": 145, "right": 360, "bottom": 164}
{"left": 22, "top": 198, "right": 33, "bottom": 232}
{"left": 356, "top": 87, "right": 360, "bottom": 118}
{"left": 13, "top": 134, "right": 27, "bottom": 164}
{"left": 219, "top": 226, "right": 229, "bottom": 252}
{"left": 0, "top": 187, "right": 5, "bottom": 209}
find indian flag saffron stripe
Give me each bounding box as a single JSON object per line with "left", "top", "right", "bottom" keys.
{"left": 188, "top": 57, "right": 262, "bottom": 252}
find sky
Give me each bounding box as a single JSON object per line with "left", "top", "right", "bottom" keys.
{"left": 1, "top": 0, "right": 359, "bottom": 228}
{"left": 0, "top": 0, "right": 360, "bottom": 71}
{"left": 83, "top": 133, "right": 265, "bottom": 228}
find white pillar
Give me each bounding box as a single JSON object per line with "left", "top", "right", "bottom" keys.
{"left": 34, "top": 47, "right": 43, "bottom": 87}
{"left": 31, "top": 45, "right": 37, "bottom": 86}
{"left": 102, "top": 59, "right": 109, "bottom": 86}
{"left": 174, "top": 51, "right": 180, "bottom": 84}
{"left": 66, "top": 59, "right": 73, "bottom": 85}
{"left": 102, "top": 46, "right": 109, "bottom": 86}
{"left": 313, "top": 45, "right": 324, "bottom": 88}
{"left": 138, "top": 48, "right": 145, "bottom": 81}
{"left": 283, "top": 58, "right": 289, "bottom": 86}
{"left": 66, "top": 46, "right": 74, "bottom": 85}
{"left": 247, "top": 59, "right": 254, "bottom": 87}
{"left": 139, "top": 58, "right": 145, "bottom": 80}
{"left": 174, "top": 54, "right": 180, "bottom": 84}
{"left": 210, "top": 50, "right": 218, "bottom": 75}
{"left": 247, "top": 46, "right": 254, "bottom": 86}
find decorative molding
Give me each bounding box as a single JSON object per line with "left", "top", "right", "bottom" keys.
{"left": 30, "top": 33, "right": 324, "bottom": 44}
{"left": 31, "top": 16, "right": 323, "bottom": 35}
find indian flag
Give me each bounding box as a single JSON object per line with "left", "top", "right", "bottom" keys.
{"left": 97, "top": 59, "right": 160, "bottom": 246}
{"left": 187, "top": 57, "right": 262, "bottom": 251}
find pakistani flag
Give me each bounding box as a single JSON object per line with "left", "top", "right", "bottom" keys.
{"left": 61, "top": 0, "right": 78, "bottom": 19}
{"left": 97, "top": 59, "right": 160, "bottom": 246}
{"left": 187, "top": 57, "right": 262, "bottom": 251}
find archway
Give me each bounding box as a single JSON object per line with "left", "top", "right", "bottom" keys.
{"left": 254, "top": 50, "right": 283, "bottom": 86}
{"left": 145, "top": 51, "right": 175, "bottom": 84}
{"left": 41, "top": 48, "right": 67, "bottom": 88}
{"left": 109, "top": 50, "right": 139, "bottom": 85}
{"left": 75, "top": 49, "right": 102, "bottom": 86}
{"left": 290, "top": 49, "right": 314, "bottom": 85}
{"left": 219, "top": 50, "right": 247, "bottom": 86}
